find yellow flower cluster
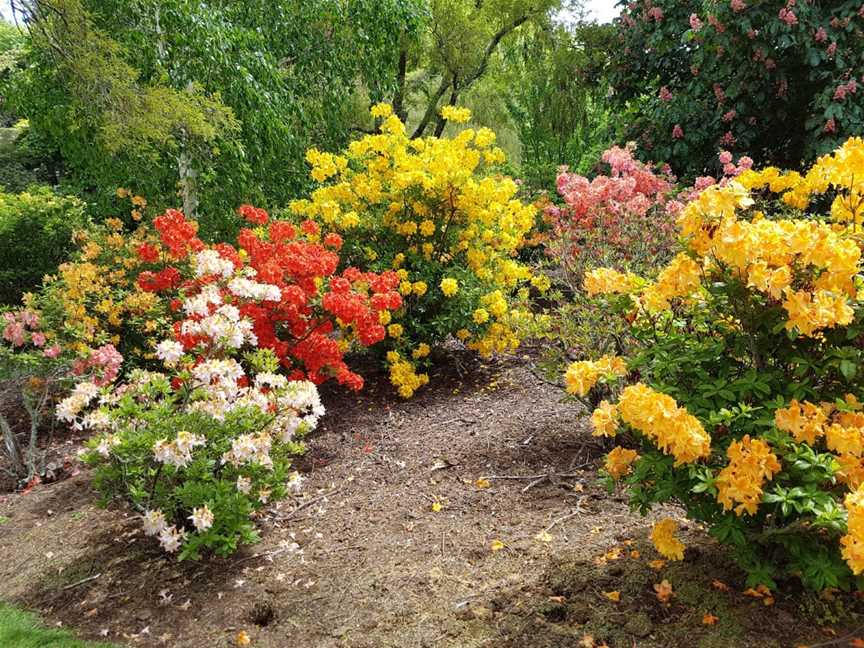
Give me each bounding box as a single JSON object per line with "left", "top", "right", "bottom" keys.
{"left": 715, "top": 435, "right": 781, "bottom": 516}
{"left": 640, "top": 253, "right": 702, "bottom": 313}
{"left": 583, "top": 267, "right": 640, "bottom": 297}
{"left": 643, "top": 158, "right": 861, "bottom": 335}
{"left": 618, "top": 384, "right": 711, "bottom": 466}
{"left": 590, "top": 400, "right": 619, "bottom": 437}
{"left": 739, "top": 137, "right": 864, "bottom": 224}
{"left": 841, "top": 485, "right": 864, "bottom": 575}
{"left": 440, "top": 277, "right": 458, "bottom": 297}
{"left": 440, "top": 105, "right": 472, "bottom": 124}
{"left": 291, "top": 104, "right": 541, "bottom": 396}
{"left": 386, "top": 350, "right": 430, "bottom": 399}
{"left": 44, "top": 219, "right": 160, "bottom": 352}
{"left": 564, "top": 355, "right": 627, "bottom": 397}
{"left": 605, "top": 446, "right": 639, "bottom": 479}
{"left": 651, "top": 518, "right": 685, "bottom": 561}
{"left": 775, "top": 396, "right": 864, "bottom": 488}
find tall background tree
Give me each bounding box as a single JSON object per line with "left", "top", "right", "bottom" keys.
{"left": 2, "top": 0, "right": 615, "bottom": 235}
{"left": 609, "top": 0, "right": 864, "bottom": 177}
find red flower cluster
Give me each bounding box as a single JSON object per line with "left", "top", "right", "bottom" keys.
{"left": 238, "top": 204, "right": 269, "bottom": 225}
{"left": 136, "top": 207, "right": 400, "bottom": 390}
{"left": 154, "top": 209, "right": 204, "bottom": 259}
{"left": 138, "top": 267, "right": 181, "bottom": 293}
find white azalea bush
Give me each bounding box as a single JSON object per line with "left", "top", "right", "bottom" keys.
{"left": 69, "top": 350, "right": 322, "bottom": 559}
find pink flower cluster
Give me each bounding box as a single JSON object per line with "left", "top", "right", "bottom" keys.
{"left": 779, "top": 1, "right": 798, "bottom": 26}
{"left": 646, "top": 6, "right": 663, "bottom": 21}
{"left": 72, "top": 344, "right": 123, "bottom": 387}
{"left": 834, "top": 79, "right": 858, "bottom": 102}
{"left": 547, "top": 145, "right": 677, "bottom": 279}
{"left": 2, "top": 309, "right": 60, "bottom": 357}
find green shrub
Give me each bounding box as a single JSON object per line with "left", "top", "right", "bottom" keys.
{"left": 0, "top": 187, "right": 88, "bottom": 304}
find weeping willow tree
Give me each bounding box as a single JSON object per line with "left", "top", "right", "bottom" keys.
{"left": 499, "top": 20, "right": 617, "bottom": 189}
{"left": 399, "top": 0, "right": 570, "bottom": 138}
{"left": 7, "top": 0, "right": 421, "bottom": 237}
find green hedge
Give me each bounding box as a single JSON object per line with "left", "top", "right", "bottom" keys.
{"left": 0, "top": 187, "right": 88, "bottom": 305}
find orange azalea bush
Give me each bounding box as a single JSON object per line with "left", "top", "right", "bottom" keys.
{"left": 570, "top": 137, "right": 864, "bottom": 591}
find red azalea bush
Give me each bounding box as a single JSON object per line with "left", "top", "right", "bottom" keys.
{"left": 134, "top": 205, "right": 401, "bottom": 390}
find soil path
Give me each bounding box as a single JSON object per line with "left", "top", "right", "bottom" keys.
{"left": 0, "top": 353, "right": 856, "bottom": 647}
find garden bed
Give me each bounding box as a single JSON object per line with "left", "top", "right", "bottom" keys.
{"left": 1, "top": 351, "right": 860, "bottom": 647}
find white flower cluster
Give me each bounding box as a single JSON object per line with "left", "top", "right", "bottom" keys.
{"left": 228, "top": 276, "right": 281, "bottom": 302}
{"left": 155, "top": 339, "right": 184, "bottom": 366}
{"left": 182, "top": 284, "right": 223, "bottom": 318}
{"left": 152, "top": 430, "right": 206, "bottom": 468}
{"left": 222, "top": 432, "right": 273, "bottom": 468}
{"left": 95, "top": 433, "right": 121, "bottom": 457}
{"left": 181, "top": 304, "right": 257, "bottom": 351}
{"left": 56, "top": 381, "right": 100, "bottom": 429}
{"left": 142, "top": 510, "right": 188, "bottom": 552}
{"left": 193, "top": 249, "right": 235, "bottom": 280}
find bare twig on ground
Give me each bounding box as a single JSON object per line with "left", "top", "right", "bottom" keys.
{"left": 543, "top": 506, "right": 584, "bottom": 534}
{"left": 61, "top": 573, "right": 101, "bottom": 591}
{"left": 273, "top": 487, "right": 342, "bottom": 522}
{"left": 481, "top": 472, "right": 581, "bottom": 482}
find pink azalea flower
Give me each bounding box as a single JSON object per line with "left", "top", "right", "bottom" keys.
{"left": 43, "top": 344, "right": 62, "bottom": 359}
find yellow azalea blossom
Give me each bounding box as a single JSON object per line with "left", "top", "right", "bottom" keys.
{"left": 605, "top": 446, "right": 639, "bottom": 479}
{"left": 590, "top": 400, "right": 619, "bottom": 437}
{"left": 584, "top": 267, "right": 640, "bottom": 297}
{"left": 387, "top": 324, "right": 403, "bottom": 338}
{"left": 651, "top": 518, "right": 685, "bottom": 561}
{"left": 563, "top": 356, "right": 627, "bottom": 397}
{"left": 618, "top": 384, "right": 710, "bottom": 465}
{"left": 440, "top": 105, "right": 471, "bottom": 123}
{"left": 774, "top": 399, "right": 827, "bottom": 445}
{"left": 842, "top": 484, "right": 864, "bottom": 574}
{"left": 715, "top": 435, "right": 781, "bottom": 516}
{"left": 412, "top": 343, "right": 431, "bottom": 359}
{"left": 440, "top": 277, "right": 458, "bottom": 297}
{"left": 370, "top": 102, "right": 393, "bottom": 118}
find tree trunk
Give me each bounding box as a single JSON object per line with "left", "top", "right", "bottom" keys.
{"left": 392, "top": 46, "right": 408, "bottom": 123}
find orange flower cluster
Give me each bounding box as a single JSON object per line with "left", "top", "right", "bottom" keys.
{"left": 617, "top": 384, "right": 711, "bottom": 466}
{"left": 715, "top": 435, "right": 781, "bottom": 516}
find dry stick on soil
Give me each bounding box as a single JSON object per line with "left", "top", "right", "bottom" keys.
{"left": 804, "top": 626, "right": 864, "bottom": 648}
{"left": 274, "top": 487, "right": 342, "bottom": 522}
{"left": 543, "top": 506, "right": 584, "bottom": 534}
{"left": 61, "top": 572, "right": 102, "bottom": 591}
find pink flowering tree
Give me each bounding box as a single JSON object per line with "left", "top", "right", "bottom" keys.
{"left": 610, "top": 0, "right": 864, "bottom": 175}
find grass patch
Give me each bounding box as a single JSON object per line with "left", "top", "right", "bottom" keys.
{"left": 0, "top": 603, "right": 118, "bottom": 648}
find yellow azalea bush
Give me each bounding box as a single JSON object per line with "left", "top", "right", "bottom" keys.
{"left": 288, "top": 103, "right": 547, "bottom": 397}
{"left": 575, "top": 138, "right": 864, "bottom": 591}
{"left": 28, "top": 209, "right": 167, "bottom": 361}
